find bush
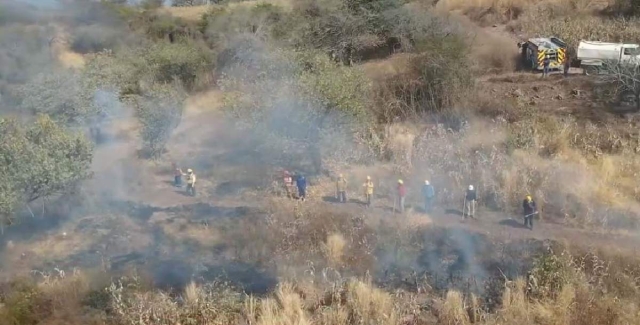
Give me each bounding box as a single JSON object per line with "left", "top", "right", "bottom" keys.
{"left": 219, "top": 45, "right": 374, "bottom": 172}
{"left": 0, "top": 116, "right": 93, "bottom": 226}
{"left": 374, "top": 35, "right": 473, "bottom": 121}
{"left": 0, "top": 25, "right": 54, "bottom": 85}
{"left": 202, "top": 3, "right": 287, "bottom": 50}
{"left": 141, "top": 41, "right": 214, "bottom": 89}
{"left": 70, "top": 24, "right": 126, "bottom": 54}
{"left": 127, "top": 83, "right": 186, "bottom": 158}
{"left": 18, "top": 70, "right": 98, "bottom": 126}
{"left": 127, "top": 11, "right": 202, "bottom": 42}
{"left": 0, "top": 279, "right": 52, "bottom": 325}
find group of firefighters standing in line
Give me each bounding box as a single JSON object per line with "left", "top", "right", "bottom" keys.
{"left": 166, "top": 165, "right": 539, "bottom": 230}
{"left": 283, "top": 171, "right": 539, "bottom": 230}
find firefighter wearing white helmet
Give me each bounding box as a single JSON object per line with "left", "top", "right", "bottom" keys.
{"left": 396, "top": 179, "right": 406, "bottom": 213}
{"left": 363, "top": 176, "right": 374, "bottom": 207}
{"left": 422, "top": 180, "right": 435, "bottom": 213}
{"left": 464, "top": 184, "right": 477, "bottom": 219}
{"left": 185, "top": 168, "right": 197, "bottom": 197}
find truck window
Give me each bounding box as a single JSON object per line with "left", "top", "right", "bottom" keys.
{"left": 623, "top": 47, "right": 639, "bottom": 55}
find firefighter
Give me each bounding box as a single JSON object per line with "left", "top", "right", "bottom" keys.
{"left": 185, "top": 169, "right": 196, "bottom": 197}
{"left": 543, "top": 54, "right": 551, "bottom": 78}
{"left": 395, "top": 179, "right": 406, "bottom": 213}
{"left": 464, "top": 185, "right": 476, "bottom": 219}
{"left": 363, "top": 176, "right": 374, "bottom": 207}
{"left": 173, "top": 163, "right": 183, "bottom": 187}
{"left": 523, "top": 195, "right": 538, "bottom": 230}
{"left": 296, "top": 173, "right": 307, "bottom": 201}
{"left": 336, "top": 174, "right": 348, "bottom": 203}
{"left": 283, "top": 170, "right": 294, "bottom": 198}
{"left": 422, "top": 180, "right": 435, "bottom": 213}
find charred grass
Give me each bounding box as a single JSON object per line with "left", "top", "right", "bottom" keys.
{"left": 0, "top": 201, "right": 639, "bottom": 325}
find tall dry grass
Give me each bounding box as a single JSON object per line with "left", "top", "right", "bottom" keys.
{"left": 513, "top": 7, "right": 640, "bottom": 47}
{"left": 436, "top": 0, "right": 614, "bottom": 26}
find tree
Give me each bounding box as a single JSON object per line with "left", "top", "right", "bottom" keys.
{"left": 0, "top": 116, "right": 93, "bottom": 227}
{"left": 219, "top": 46, "right": 373, "bottom": 174}
{"left": 126, "top": 84, "right": 186, "bottom": 159}
{"left": 18, "top": 70, "right": 98, "bottom": 126}
{"left": 602, "top": 62, "right": 640, "bottom": 112}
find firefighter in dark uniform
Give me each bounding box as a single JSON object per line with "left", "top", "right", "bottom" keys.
{"left": 523, "top": 195, "right": 537, "bottom": 230}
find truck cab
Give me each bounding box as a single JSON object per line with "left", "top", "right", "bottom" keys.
{"left": 620, "top": 44, "right": 640, "bottom": 64}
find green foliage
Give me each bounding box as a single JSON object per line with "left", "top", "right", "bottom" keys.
{"left": 0, "top": 279, "right": 51, "bottom": 325}
{"left": 202, "top": 4, "right": 287, "bottom": 49}
{"left": 219, "top": 46, "right": 373, "bottom": 171}
{"left": 413, "top": 36, "right": 473, "bottom": 113}
{"left": 126, "top": 84, "right": 186, "bottom": 158}
{"left": 0, "top": 25, "right": 54, "bottom": 85}
{"left": 378, "top": 35, "right": 473, "bottom": 120}
{"left": 221, "top": 47, "right": 372, "bottom": 124}
{"left": 0, "top": 116, "right": 93, "bottom": 225}
{"left": 141, "top": 41, "right": 214, "bottom": 89}
{"left": 70, "top": 24, "right": 126, "bottom": 54}
{"left": 83, "top": 40, "right": 213, "bottom": 95}
{"left": 126, "top": 11, "right": 201, "bottom": 41}
{"left": 18, "top": 71, "right": 98, "bottom": 126}
{"left": 83, "top": 50, "right": 142, "bottom": 96}
{"left": 295, "top": 51, "right": 372, "bottom": 122}
{"left": 528, "top": 249, "right": 576, "bottom": 300}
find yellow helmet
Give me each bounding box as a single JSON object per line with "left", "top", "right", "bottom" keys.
{"left": 398, "top": 179, "right": 403, "bottom": 184}
{"left": 526, "top": 195, "right": 532, "bottom": 201}
{"left": 366, "top": 176, "right": 371, "bottom": 180}
{"left": 187, "top": 169, "right": 193, "bottom": 173}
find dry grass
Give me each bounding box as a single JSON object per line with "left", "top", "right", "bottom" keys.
{"left": 513, "top": 7, "right": 640, "bottom": 47}
{"left": 322, "top": 233, "right": 347, "bottom": 267}
{"left": 159, "top": 0, "right": 294, "bottom": 21}
{"left": 1, "top": 198, "right": 639, "bottom": 325}
{"left": 359, "top": 53, "right": 416, "bottom": 82}
{"left": 436, "top": 0, "right": 613, "bottom": 26}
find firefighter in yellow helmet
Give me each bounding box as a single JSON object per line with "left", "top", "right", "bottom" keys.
{"left": 523, "top": 195, "right": 537, "bottom": 230}
{"left": 185, "top": 169, "right": 197, "bottom": 197}
{"left": 363, "top": 176, "right": 374, "bottom": 207}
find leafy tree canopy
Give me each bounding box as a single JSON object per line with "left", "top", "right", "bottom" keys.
{"left": 0, "top": 115, "right": 93, "bottom": 225}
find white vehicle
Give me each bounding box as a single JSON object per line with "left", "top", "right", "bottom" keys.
{"left": 577, "top": 40, "right": 640, "bottom": 74}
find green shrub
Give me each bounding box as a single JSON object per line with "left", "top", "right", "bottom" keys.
{"left": 70, "top": 24, "right": 125, "bottom": 54}
{"left": 0, "top": 279, "right": 52, "bottom": 325}
{"left": 375, "top": 35, "right": 473, "bottom": 121}
{"left": 126, "top": 83, "right": 186, "bottom": 158}
{"left": 128, "top": 11, "right": 202, "bottom": 41}
{"left": 18, "top": 71, "right": 98, "bottom": 126}
{"left": 0, "top": 25, "right": 54, "bottom": 84}
{"left": 0, "top": 116, "right": 92, "bottom": 226}
{"left": 202, "top": 4, "right": 287, "bottom": 49}
{"left": 142, "top": 41, "right": 214, "bottom": 89}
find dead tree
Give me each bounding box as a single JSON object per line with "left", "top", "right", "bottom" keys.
{"left": 602, "top": 62, "right": 640, "bottom": 112}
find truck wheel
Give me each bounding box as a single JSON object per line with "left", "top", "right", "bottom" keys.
{"left": 584, "top": 66, "right": 598, "bottom": 76}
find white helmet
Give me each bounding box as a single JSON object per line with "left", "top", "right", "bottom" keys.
{"left": 425, "top": 180, "right": 430, "bottom": 185}
{"left": 468, "top": 185, "right": 474, "bottom": 190}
